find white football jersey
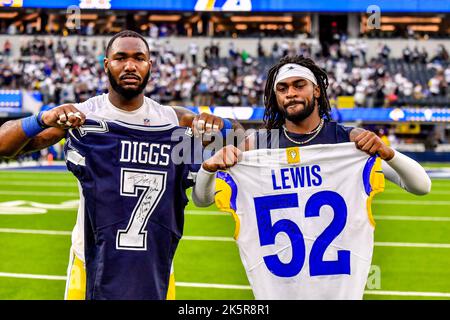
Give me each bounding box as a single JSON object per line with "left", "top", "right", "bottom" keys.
{"left": 70, "top": 94, "right": 178, "bottom": 262}
{"left": 215, "top": 143, "right": 384, "bottom": 300}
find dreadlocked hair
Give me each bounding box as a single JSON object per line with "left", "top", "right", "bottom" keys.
{"left": 263, "top": 55, "right": 332, "bottom": 130}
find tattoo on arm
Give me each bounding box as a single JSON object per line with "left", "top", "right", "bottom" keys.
{"left": 21, "top": 128, "right": 65, "bottom": 155}
{"left": 172, "top": 106, "right": 196, "bottom": 127}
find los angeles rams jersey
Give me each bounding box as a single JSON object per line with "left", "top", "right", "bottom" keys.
{"left": 215, "top": 143, "right": 384, "bottom": 300}
{"left": 64, "top": 119, "right": 201, "bottom": 300}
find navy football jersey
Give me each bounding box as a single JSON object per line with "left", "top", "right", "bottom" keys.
{"left": 255, "top": 121, "right": 353, "bottom": 148}
{"left": 64, "top": 119, "right": 201, "bottom": 300}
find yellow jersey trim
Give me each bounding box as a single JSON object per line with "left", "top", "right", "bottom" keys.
{"left": 367, "top": 157, "right": 385, "bottom": 227}
{"left": 215, "top": 176, "right": 241, "bottom": 240}
{"left": 66, "top": 254, "right": 86, "bottom": 300}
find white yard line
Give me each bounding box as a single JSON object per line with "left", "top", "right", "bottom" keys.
{"left": 0, "top": 272, "right": 66, "bottom": 281}
{"left": 182, "top": 236, "right": 235, "bottom": 242}
{"left": 373, "top": 200, "right": 450, "bottom": 205}
{"left": 186, "top": 210, "right": 225, "bottom": 216}
{"left": 383, "top": 190, "right": 450, "bottom": 195}
{"left": 0, "top": 181, "right": 76, "bottom": 187}
{"left": 364, "top": 290, "right": 450, "bottom": 298}
{"left": 373, "top": 215, "right": 450, "bottom": 222}
{"left": 0, "top": 272, "right": 450, "bottom": 298}
{"left": 0, "top": 191, "right": 78, "bottom": 197}
{"left": 187, "top": 211, "right": 450, "bottom": 222}
{"left": 176, "top": 282, "right": 251, "bottom": 290}
{"left": 1, "top": 228, "right": 449, "bottom": 249}
{"left": 0, "top": 228, "right": 72, "bottom": 236}
{"left": 374, "top": 242, "right": 450, "bottom": 249}
{"left": 0, "top": 272, "right": 448, "bottom": 298}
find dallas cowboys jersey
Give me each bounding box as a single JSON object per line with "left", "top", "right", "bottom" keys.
{"left": 215, "top": 143, "right": 384, "bottom": 300}
{"left": 70, "top": 94, "right": 179, "bottom": 264}
{"left": 64, "top": 119, "right": 201, "bottom": 300}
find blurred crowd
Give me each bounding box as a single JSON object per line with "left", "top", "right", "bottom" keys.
{"left": 0, "top": 36, "right": 449, "bottom": 108}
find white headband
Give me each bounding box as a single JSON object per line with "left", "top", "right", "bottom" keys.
{"left": 274, "top": 63, "right": 318, "bottom": 90}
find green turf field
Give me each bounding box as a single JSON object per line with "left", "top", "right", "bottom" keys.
{"left": 0, "top": 166, "right": 449, "bottom": 300}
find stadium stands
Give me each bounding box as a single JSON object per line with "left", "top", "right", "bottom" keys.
{"left": 0, "top": 36, "right": 449, "bottom": 109}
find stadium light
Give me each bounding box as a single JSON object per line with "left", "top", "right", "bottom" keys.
{"left": 149, "top": 15, "right": 182, "bottom": 22}
{"left": 0, "top": 12, "right": 18, "bottom": 18}
{"left": 230, "top": 16, "right": 292, "bottom": 23}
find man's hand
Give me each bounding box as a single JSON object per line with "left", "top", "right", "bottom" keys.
{"left": 350, "top": 128, "right": 395, "bottom": 161}
{"left": 192, "top": 113, "right": 224, "bottom": 137}
{"left": 41, "top": 104, "right": 86, "bottom": 129}
{"left": 202, "top": 145, "right": 242, "bottom": 172}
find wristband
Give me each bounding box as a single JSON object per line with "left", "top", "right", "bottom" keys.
{"left": 36, "top": 111, "right": 50, "bottom": 129}
{"left": 21, "top": 115, "right": 45, "bottom": 138}
{"left": 220, "top": 118, "right": 233, "bottom": 138}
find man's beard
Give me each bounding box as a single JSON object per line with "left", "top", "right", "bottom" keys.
{"left": 107, "top": 69, "right": 150, "bottom": 100}
{"left": 283, "top": 96, "right": 316, "bottom": 123}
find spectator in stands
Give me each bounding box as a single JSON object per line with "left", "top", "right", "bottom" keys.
{"left": 189, "top": 42, "right": 199, "bottom": 65}
{"left": 0, "top": 66, "right": 13, "bottom": 88}
{"left": 444, "top": 65, "right": 450, "bottom": 95}
{"left": 428, "top": 71, "right": 446, "bottom": 96}
{"left": 1, "top": 35, "right": 449, "bottom": 109}
{"left": 420, "top": 47, "right": 429, "bottom": 64}
{"left": 210, "top": 41, "right": 220, "bottom": 59}
{"left": 432, "top": 45, "right": 449, "bottom": 63}
{"left": 257, "top": 40, "right": 265, "bottom": 58}
{"left": 402, "top": 46, "right": 412, "bottom": 63}
{"left": 7, "top": 23, "right": 17, "bottom": 35}
{"left": 272, "top": 42, "right": 282, "bottom": 59}
{"left": 357, "top": 40, "right": 368, "bottom": 65}
{"left": 3, "top": 40, "right": 11, "bottom": 57}
{"left": 378, "top": 43, "right": 391, "bottom": 61}
{"left": 424, "top": 130, "right": 440, "bottom": 151}
{"left": 354, "top": 83, "right": 366, "bottom": 107}
{"left": 413, "top": 82, "right": 424, "bottom": 100}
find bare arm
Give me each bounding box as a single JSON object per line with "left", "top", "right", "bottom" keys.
{"left": 171, "top": 106, "right": 244, "bottom": 146}
{"left": 0, "top": 104, "right": 85, "bottom": 158}
{"left": 21, "top": 128, "right": 67, "bottom": 155}
{"left": 0, "top": 119, "right": 67, "bottom": 158}
{"left": 0, "top": 119, "right": 31, "bottom": 158}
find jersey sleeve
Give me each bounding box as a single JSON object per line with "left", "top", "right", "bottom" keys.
{"left": 180, "top": 132, "right": 203, "bottom": 189}
{"left": 336, "top": 122, "right": 354, "bottom": 143}
{"left": 64, "top": 126, "right": 91, "bottom": 179}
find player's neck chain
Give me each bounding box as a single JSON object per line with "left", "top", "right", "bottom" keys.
{"left": 282, "top": 118, "right": 325, "bottom": 145}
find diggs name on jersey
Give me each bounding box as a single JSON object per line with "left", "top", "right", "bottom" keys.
{"left": 119, "top": 140, "right": 171, "bottom": 166}
{"left": 271, "top": 165, "right": 323, "bottom": 190}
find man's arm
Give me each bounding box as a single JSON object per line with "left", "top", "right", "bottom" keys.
{"left": 350, "top": 127, "right": 431, "bottom": 195}
{"left": 0, "top": 119, "right": 32, "bottom": 158}
{"left": 20, "top": 128, "right": 67, "bottom": 155}
{"left": 0, "top": 104, "right": 85, "bottom": 158}
{"left": 0, "top": 120, "right": 66, "bottom": 158}
{"left": 172, "top": 106, "right": 244, "bottom": 137}
{"left": 192, "top": 145, "right": 241, "bottom": 207}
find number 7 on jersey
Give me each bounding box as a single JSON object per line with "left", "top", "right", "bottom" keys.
{"left": 116, "top": 168, "right": 167, "bottom": 251}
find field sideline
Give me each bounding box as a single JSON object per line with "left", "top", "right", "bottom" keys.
{"left": 0, "top": 165, "right": 449, "bottom": 300}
